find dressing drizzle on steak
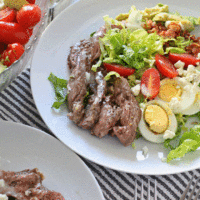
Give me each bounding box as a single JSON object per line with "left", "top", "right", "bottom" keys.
{"left": 0, "top": 168, "right": 64, "bottom": 200}
{"left": 67, "top": 26, "right": 142, "bottom": 146}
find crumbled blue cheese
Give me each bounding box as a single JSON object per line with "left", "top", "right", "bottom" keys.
{"left": 174, "top": 60, "right": 185, "bottom": 69}
{"left": 0, "top": 194, "right": 8, "bottom": 200}
{"left": 163, "top": 130, "right": 175, "bottom": 139}
{"left": 168, "top": 97, "right": 181, "bottom": 113}
{"left": 131, "top": 84, "right": 141, "bottom": 96}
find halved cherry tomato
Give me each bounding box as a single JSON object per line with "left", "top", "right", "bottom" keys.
{"left": 0, "top": 42, "right": 7, "bottom": 54}
{"left": 155, "top": 54, "right": 178, "bottom": 78}
{"left": 27, "top": 0, "right": 36, "bottom": 3}
{"left": 168, "top": 53, "right": 200, "bottom": 67}
{"left": 1, "top": 43, "right": 25, "bottom": 67}
{"left": 0, "top": 7, "right": 16, "bottom": 22}
{"left": 141, "top": 68, "right": 160, "bottom": 99}
{"left": 103, "top": 63, "right": 135, "bottom": 77}
{"left": 17, "top": 4, "right": 41, "bottom": 29}
{"left": 0, "top": 22, "right": 30, "bottom": 45}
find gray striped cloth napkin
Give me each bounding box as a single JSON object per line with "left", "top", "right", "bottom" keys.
{"left": 0, "top": 67, "right": 199, "bottom": 200}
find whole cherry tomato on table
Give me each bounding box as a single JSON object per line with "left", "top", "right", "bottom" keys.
{"left": 168, "top": 53, "right": 200, "bottom": 67}
{"left": 17, "top": 4, "right": 41, "bottom": 29}
{"left": 1, "top": 43, "right": 25, "bottom": 67}
{"left": 103, "top": 63, "right": 135, "bottom": 77}
{"left": 0, "top": 22, "right": 30, "bottom": 45}
{"left": 141, "top": 68, "right": 160, "bottom": 100}
{"left": 155, "top": 54, "right": 178, "bottom": 78}
{"left": 0, "top": 7, "right": 16, "bottom": 22}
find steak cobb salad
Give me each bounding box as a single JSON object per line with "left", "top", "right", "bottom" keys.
{"left": 49, "top": 4, "right": 200, "bottom": 162}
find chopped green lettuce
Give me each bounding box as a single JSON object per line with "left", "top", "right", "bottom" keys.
{"left": 48, "top": 73, "right": 68, "bottom": 109}
{"left": 167, "top": 125, "right": 200, "bottom": 162}
{"left": 104, "top": 71, "right": 121, "bottom": 81}
{"left": 126, "top": 6, "right": 143, "bottom": 30}
{"left": 173, "top": 11, "right": 200, "bottom": 26}
{"left": 103, "top": 15, "right": 125, "bottom": 31}
{"left": 100, "top": 28, "right": 166, "bottom": 73}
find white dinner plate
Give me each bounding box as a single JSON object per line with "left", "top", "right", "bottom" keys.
{"left": 0, "top": 120, "right": 104, "bottom": 200}
{"left": 31, "top": 0, "right": 200, "bottom": 175}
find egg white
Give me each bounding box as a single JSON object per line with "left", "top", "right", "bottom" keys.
{"left": 156, "top": 78, "right": 196, "bottom": 114}
{"left": 138, "top": 100, "right": 177, "bottom": 143}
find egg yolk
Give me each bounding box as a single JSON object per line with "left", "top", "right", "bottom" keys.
{"left": 144, "top": 105, "right": 169, "bottom": 134}
{"left": 158, "top": 80, "right": 182, "bottom": 102}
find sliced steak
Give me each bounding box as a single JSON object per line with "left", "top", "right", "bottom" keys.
{"left": 113, "top": 78, "right": 142, "bottom": 146}
{"left": 67, "top": 51, "right": 88, "bottom": 124}
{"left": 79, "top": 71, "right": 106, "bottom": 129}
{"left": 91, "top": 26, "right": 106, "bottom": 61}
{"left": 0, "top": 168, "right": 65, "bottom": 200}
{"left": 67, "top": 26, "right": 106, "bottom": 72}
{"left": 91, "top": 96, "right": 121, "bottom": 138}
{"left": 68, "top": 39, "right": 93, "bottom": 71}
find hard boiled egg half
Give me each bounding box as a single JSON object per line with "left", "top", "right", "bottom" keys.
{"left": 138, "top": 100, "right": 177, "bottom": 143}
{"left": 156, "top": 77, "right": 200, "bottom": 115}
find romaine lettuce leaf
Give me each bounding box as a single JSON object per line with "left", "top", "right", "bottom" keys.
{"left": 167, "top": 139, "right": 199, "bottom": 162}
{"left": 167, "top": 125, "right": 200, "bottom": 162}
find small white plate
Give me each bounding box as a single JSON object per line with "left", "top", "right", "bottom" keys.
{"left": 31, "top": 0, "right": 200, "bottom": 175}
{"left": 0, "top": 120, "right": 104, "bottom": 200}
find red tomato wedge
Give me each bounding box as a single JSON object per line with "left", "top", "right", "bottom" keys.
{"left": 141, "top": 68, "right": 160, "bottom": 99}
{"left": 0, "top": 7, "right": 16, "bottom": 22}
{"left": 168, "top": 53, "right": 200, "bottom": 67}
{"left": 103, "top": 63, "right": 135, "bottom": 77}
{"left": 1, "top": 43, "right": 25, "bottom": 67}
{"left": 17, "top": 4, "right": 41, "bottom": 29}
{"left": 155, "top": 54, "right": 178, "bottom": 78}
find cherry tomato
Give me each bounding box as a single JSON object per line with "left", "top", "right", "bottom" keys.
{"left": 27, "top": 28, "right": 33, "bottom": 37}
{"left": 141, "top": 68, "right": 160, "bottom": 99}
{"left": 0, "top": 42, "right": 7, "bottom": 54}
{"left": 27, "top": 0, "right": 36, "bottom": 3}
{"left": 103, "top": 63, "right": 135, "bottom": 77}
{"left": 0, "top": 22, "right": 30, "bottom": 45}
{"left": 168, "top": 53, "right": 200, "bottom": 67}
{"left": 1, "top": 43, "right": 25, "bottom": 67}
{"left": 16, "top": 4, "right": 41, "bottom": 29}
{"left": 155, "top": 54, "right": 178, "bottom": 78}
{"left": 0, "top": 7, "right": 16, "bottom": 22}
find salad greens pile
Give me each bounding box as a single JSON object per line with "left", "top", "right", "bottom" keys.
{"left": 48, "top": 3, "right": 200, "bottom": 163}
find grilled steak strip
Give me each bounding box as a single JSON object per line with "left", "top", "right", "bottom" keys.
{"left": 113, "top": 78, "right": 142, "bottom": 146}
{"left": 79, "top": 71, "right": 106, "bottom": 129}
{"left": 91, "top": 96, "right": 121, "bottom": 138}
{"left": 67, "top": 26, "right": 106, "bottom": 125}
{"left": 68, "top": 26, "right": 106, "bottom": 72}
{"left": 0, "top": 168, "right": 64, "bottom": 200}
{"left": 67, "top": 51, "right": 88, "bottom": 124}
